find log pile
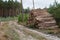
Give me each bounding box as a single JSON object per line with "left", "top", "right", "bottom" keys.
{"left": 27, "top": 9, "right": 58, "bottom": 29}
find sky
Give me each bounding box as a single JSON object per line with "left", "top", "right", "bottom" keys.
{"left": 3, "top": 0, "right": 60, "bottom": 9}
{"left": 18, "top": 0, "right": 60, "bottom": 9}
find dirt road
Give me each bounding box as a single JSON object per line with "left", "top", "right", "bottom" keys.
{"left": 0, "top": 21, "right": 60, "bottom": 40}
{"left": 12, "top": 21, "right": 60, "bottom": 40}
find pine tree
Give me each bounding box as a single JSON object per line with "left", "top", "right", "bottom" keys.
{"left": 0, "top": 0, "right": 3, "bottom": 8}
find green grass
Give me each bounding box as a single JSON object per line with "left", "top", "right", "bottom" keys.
{"left": 0, "top": 17, "right": 18, "bottom": 22}
{"left": 0, "top": 13, "right": 29, "bottom": 23}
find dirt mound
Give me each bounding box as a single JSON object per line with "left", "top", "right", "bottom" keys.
{"left": 27, "top": 9, "right": 58, "bottom": 29}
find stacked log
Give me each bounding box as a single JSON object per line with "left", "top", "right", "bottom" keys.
{"left": 27, "top": 9, "right": 58, "bottom": 29}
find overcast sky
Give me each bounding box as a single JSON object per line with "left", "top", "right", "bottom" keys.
{"left": 18, "top": 0, "right": 60, "bottom": 9}
{"left": 4, "top": 0, "right": 60, "bottom": 9}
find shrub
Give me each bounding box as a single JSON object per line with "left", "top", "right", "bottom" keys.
{"left": 18, "top": 13, "right": 29, "bottom": 23}
{"left": 18, "top": 14, "right": 22, "bottom": 22}
{"left": 48, "top": 1, "right": 60, "bottom": 28}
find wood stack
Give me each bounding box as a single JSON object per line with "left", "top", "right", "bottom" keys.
{"left": 27, "top": 9, "right": 58, "bottom": 29}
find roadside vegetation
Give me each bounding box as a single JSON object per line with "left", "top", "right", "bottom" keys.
{"left": 18, "top": 13, "right": 29, "bottom": 25}
{"left": 48, "top": 1, "right": 60, "bottom": 27}
{"left": 0, "top": 17, "right": 17, "bottom": 22}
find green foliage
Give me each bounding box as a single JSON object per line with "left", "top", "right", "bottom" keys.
{"left": 18, "top": 13, "right": 29, "bottom": 23}
{"left": 0, "top": 0, "right": 3, "bottom": 8}
{"left": 48, "top": 1, "right": 60, "bottom": 18}
{"left": 24, "top": 7, "right": 30, "bottom": 13}
{"left": 18, "top": 14, "right": 22, "bottom": 22}
{"left": 48, "top": 1, "right": 60, "bottom": 27}
{"left": 0, "top": 0, "right": 21, "bottom": 8}
{"left": 24, "top": 13, "right": 29, "bottom": 22}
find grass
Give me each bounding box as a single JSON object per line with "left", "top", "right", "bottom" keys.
{"left": 0, "top": 17, "right": 18, "bottom": 22}
{"left": 5, "top": 28, "right": 20, "bottom": 40}
{"left": 0, "top": 22, "right": 20, "bottom": 40}
{"left": 0, "top": 13, "right": 29, "bottom": 25}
